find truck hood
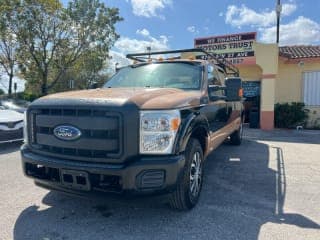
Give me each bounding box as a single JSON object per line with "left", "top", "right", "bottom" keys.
{"left": 39, "top": 88, "right": 203, "bottom": 109}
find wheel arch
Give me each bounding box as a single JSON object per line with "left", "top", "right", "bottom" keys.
{"left": 190, "top": 127, "right": 207, "bottom": 155}
{"left": 174, "top": 113, "right": 209, "bottom": 156}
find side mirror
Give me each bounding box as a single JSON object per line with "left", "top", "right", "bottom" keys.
{"left": 225, "top": 77, "right": 243, "bottom": 101}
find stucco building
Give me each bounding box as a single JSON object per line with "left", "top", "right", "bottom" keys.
{"left": 195, "top": 32, "right": 320, "bottom": 130}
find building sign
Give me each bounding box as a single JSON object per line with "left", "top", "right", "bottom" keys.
{"left": 242, "top": 81, "right": 260, "bottom": 97}
{"left": 194, "top": 32, "right": 256, "bottom": 65}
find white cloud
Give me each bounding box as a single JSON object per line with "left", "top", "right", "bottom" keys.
{"left": 187, "top": 26, "right": 195, "bottom": 33}
{"left": 187, "top": 26, "right": 200, "bottom": 35}
{"left": 106, "top": 50, "right": 131, "bottom": 73}
{"left": 114, "top": 27, "right": 170, "bottom": 55}
{"left": 130, "top": 0, "right": 172, "bottom": 18}
{"left": 136, "top": 28, "right": 150, "bottom": 37}
{"left": 260, "top": 16, "right": 320, "bottom": 45}
{"left": 222, "top": 2, "right": 320, "bottom": 45}
{"left": 282, "top": 3, "right": 297, "bottom": 16}
{"left": 109, "top": 28, "right": 170, "bottom": 71}
{"left": 114, "top": 35, "right": 169, "bottom": 54}
{"left": 225, "top": 3, "right": 297, "bottom": 28}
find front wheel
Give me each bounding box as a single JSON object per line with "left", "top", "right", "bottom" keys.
{"left": 169, "top": 138, "right": 204, "bottom": 210}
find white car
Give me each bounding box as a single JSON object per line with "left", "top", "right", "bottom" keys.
{"left": 0, "top": 108, "right": 24, "bottom": 143}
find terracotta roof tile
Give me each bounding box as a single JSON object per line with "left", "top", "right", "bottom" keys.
{"left": 279, "top": 46, "right": 320, "bottom": 59}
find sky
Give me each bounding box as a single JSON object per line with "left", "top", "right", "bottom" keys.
{"left": 2, "top": 0, "right": 320, "bottom": 92}
{"left": 105, "top": 0, "right": 320, "bottom": 65}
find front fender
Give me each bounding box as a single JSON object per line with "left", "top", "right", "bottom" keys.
{"left": 173, "top": 110, "right": 209, "bottom": 154}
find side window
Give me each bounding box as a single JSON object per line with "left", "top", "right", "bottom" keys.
{"left": 207, "top": 65, "right": 220, "bottom": 86}
{"left": 208, "top": 65, "right": 214, "bottom": 85}
{"left": 208, "top": 66, "right": 225, "bottom": 99}
{"left": 217, "top": 69, "right": 226, "bottom": 86}
{"left": 216, "top": 68, "right": 227, "bottom": 97}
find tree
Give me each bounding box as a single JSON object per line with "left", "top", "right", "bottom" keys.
{"left": 51, "top": 49, "right": 110, "bottom": 92}
{"left": 15, "top": 0, "right": 122, "bottom": 95}
{"left": 0, "top": 0, "right": 19, "bottom": 97}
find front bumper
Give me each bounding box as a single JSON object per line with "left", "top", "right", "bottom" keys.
{"left": 21, "top": 145, "right": 185, "bottom": 195}
{"left": 0, "top": 128, "right": 23, "bottom": 143}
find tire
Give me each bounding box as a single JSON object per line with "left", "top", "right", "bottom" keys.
{"left": 169, "top": 138, "right": 204, "bottom": 210}
{"left": 230, "top": 118, "right": 243, "bottom": 145}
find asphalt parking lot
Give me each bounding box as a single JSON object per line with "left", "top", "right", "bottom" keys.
{"left": 0, "top": 128, "right": 319, "bottom": 240}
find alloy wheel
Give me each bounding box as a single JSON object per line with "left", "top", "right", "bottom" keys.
{"left": 189, "top": 151, "right": 202, "bottom": 198}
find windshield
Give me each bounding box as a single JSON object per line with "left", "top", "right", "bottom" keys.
{"left": 104, "top": 62, "right": 202, "bottom": 90}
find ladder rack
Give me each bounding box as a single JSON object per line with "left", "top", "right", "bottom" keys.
{"left": 126, "top": 48, "right": 239, "bottom": 77}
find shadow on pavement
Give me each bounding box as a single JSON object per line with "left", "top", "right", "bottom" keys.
{"left": 0, "top": 141, "right": 22, "bottom": 155}
{"left": 13, "top": 138, "right": 319, "bottom": 240}
{"left": 244, "top": 127, "right": 320, "bottom": 145}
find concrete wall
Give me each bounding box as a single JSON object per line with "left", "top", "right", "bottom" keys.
{"left": 184, "top": 42, "right": 320, "bottom": 129}
{"left": 276, "top": 59, "right": 320, "bottom": 103}
{"left": 240, "top": 43, "right": 320, "bottom": 129}
{"left": 255, "top": 43, "right": 278, "bottom": 130}
{"left": 238, "top": 65, "right": 262, "bottom": 81}
{"left": 276, "top": 58, "right": 320, "bottom": 128}
{"left": 255, "top": 43, "right": 279, "bottom": 74}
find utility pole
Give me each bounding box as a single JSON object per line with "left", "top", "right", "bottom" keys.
{"left": 14, "top": 82, "right": 17, "bottom": 98}
{"left": 146, "top": 46, "right": 151, "bottom": 59}
{"left": 276, "top": 0, "right": 282, "bottom": 44}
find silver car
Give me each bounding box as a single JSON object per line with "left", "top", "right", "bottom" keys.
{"left": 0, "top": 108, "right": 24, "bottom": 143}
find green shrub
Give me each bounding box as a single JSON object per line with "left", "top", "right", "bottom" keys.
{"left": 274, "top": 102, "right": 309, "bottom": 128}
{"left": 0, "top": 89, "right": 4, "bottom": 95}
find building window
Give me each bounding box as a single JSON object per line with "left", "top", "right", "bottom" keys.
{"left": 303, "top": 71, "right": 320, "bottom": 106}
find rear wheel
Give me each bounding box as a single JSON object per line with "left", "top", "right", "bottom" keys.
{"left": 230, "top": 118, "right": 243, "bottom": 145}
{"left": 169, "top": 138, "right": 203, "bottom": 210}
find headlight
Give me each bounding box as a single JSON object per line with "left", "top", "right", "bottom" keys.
{"left": 23, "top": 111, "right": 28, "bottom": 144}
{"left": 140, "top": 110, "right": 181, "bottom": 154}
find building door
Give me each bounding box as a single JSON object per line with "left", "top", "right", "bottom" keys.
{"left": 242, "top": 81, "right": 261, "bottom": 128}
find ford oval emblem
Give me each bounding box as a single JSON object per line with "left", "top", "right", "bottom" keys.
{"left": 53, "top": 125, "right": 82, "bottom": 141}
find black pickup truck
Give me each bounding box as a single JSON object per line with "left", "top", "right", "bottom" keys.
{"left": 21, "top": 49, "right": 243, "bottom": 210}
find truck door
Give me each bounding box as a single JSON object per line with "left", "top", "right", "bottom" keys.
{"left": 201, "top": 65, "right": 229, "bottom": 150}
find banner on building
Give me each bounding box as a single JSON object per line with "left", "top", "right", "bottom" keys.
{"left": 194, "top": 32, "right": 256, "bottom": 65}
